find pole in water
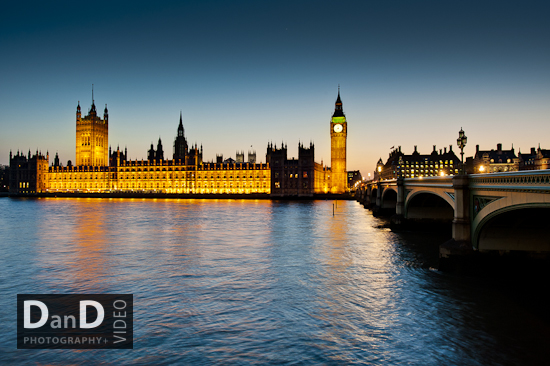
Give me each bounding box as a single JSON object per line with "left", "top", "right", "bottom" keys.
{"left": 333, "top": 203, "right": 335, "bottom": 216}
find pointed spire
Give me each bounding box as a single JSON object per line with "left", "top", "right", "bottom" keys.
{"left": 333, "top": 86, "right": 344, "bottom": 117}
{"left": 89, "top": 85, "right": 97, "bottom": 115}
{"left": 177, "top": 111, "right": 184, "bottom": 137}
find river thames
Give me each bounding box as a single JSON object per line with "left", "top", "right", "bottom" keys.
{"left": 0, "top": 197, "right": 548, "bottom": 365}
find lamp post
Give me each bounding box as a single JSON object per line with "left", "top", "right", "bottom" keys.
{"left": 376, "top": 165, "right": 382, "bottom": 209}
{"left": 457, "top": 127, "right": 467, "bottom": 175}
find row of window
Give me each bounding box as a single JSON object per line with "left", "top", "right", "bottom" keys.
{"left": 398, "top": 169, "right": 459, "bottom": 173}
{"left": 50, "top": 182, "right": 268, "bottom": 189}
{"left": 80, "top": 135, "right": 105, "bottom": 147}
{"left": 49, "top": 174, "right": 269, "bottom": 180}
{"left": 117, "top": 165, "right": 269, "bottom": 171}
{"left": 273, "top": 182, "right": 309, "bottom": 189}
{"left": 402, "top": 164, "right": 453, "bottom": 168}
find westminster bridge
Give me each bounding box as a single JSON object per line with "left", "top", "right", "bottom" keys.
{"left": 356, "top": 170, "right": 550, "bottom": 260}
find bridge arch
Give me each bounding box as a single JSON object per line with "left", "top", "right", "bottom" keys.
{"left": 381, "top": 187, "right": 398, "bottom": 212}
{"left": 370, "top": 187, "right": 378, "bottom": 202}
{"left": 473, "top": 202, "right": 550, "bottom": 251}
{"left": 405, "top": 190, "right": 454, "bottom": 220}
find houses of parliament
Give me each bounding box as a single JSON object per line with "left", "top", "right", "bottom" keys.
{"left": 9, "top": 91, "right": 349, "bottom": 197}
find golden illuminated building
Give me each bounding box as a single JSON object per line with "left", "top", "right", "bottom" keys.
{"left": 330, "top": 89, "right": 347, "bottom": 193}
{"left": 46, "top": 160, "right": 270, "bottom": 194}
{"left": 9, "top": 92, "right": 343, "bottom": 197}
{"left": 42, "top": 100, "right": 271, "bottom": 194}
{"left": 75, "top": 89, "right": 108, "bottom": 166}
{"left": 112, "top": 160, "right": 270, "bottom": 194}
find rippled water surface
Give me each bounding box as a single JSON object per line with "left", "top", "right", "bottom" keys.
{"left": 1, "top": 197, "right": 549, "bottom": 365}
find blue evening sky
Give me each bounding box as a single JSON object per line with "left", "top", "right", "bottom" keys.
{"left": 1, "top": 0, "right": 549, "bottom": 175}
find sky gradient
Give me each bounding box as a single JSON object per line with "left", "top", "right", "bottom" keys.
{"left": 1, "top": 0, "right": 549, "bottom": 175}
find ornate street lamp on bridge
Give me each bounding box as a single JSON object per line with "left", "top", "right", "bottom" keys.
{"left": 457, "top": 128, "right": 467, "bottom": 175}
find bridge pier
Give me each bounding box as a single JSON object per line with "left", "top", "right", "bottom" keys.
{"left": 356, "top": 186, "right": 368, "bottom": 207}
{"left": 440, "top": 175, "right": 474, "bottom": 269}
{"left": 365, "top": 185, "right": 372, "bottom": 207}
{"left": 371, "top": 182, "right": 383, "bottom": 215}
{"left": 391, "top": 178, "right": 406, "bottom": 225}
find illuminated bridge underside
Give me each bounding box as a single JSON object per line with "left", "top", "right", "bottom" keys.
{"left": 359, "top": 170, "right": 550, "bottom": 253}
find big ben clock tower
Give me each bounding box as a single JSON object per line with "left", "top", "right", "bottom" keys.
{"left": 330, "top": 87, "right": 347, "bottom": 194}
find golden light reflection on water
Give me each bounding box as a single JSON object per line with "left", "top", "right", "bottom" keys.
{"left": 35, "top": 198, "right": 277, "bottom": 293}
{"left": 312, "top": 201, "right": 403, "bottom": 350}
{"left": 1, "top": 197, "right": 548, "bottom": 365}
{"left": 36, "top": 198, "right": 112, "bottom": 291}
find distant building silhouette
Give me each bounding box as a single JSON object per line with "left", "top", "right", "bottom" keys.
{"left": 173, "top": 111, "right": 188, "bottom": 162}
{"left": 348, "top": 170, "right": 362, "bottom": 188}
{"left": 8, "top": 149, "right": 49, "bottom": 194}
{"left": 266, "top": 141, "right": 330, "bottom": 196}
{"left": 375, "top": 145, "right": 460, "bottom": 180}
{"left": 468, "top": 144, "right": 550, "bottom": 173}
{"left": 471, "top": 143, "right": 519, "bottom": 173}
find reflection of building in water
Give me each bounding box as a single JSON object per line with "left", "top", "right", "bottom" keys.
{"left": 71, "top": 200, "right": 110, "bottom": 285}
{"left": 9, "top": 91, "right": 349, "bottom": 196}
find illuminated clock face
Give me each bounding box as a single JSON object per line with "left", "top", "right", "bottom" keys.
{"left": 333, "top": 124, "right": 343, "bottom": 133}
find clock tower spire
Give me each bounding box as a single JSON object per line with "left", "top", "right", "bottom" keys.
{"left": 330, "top": 87, "right": 347, "bottom": 194}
